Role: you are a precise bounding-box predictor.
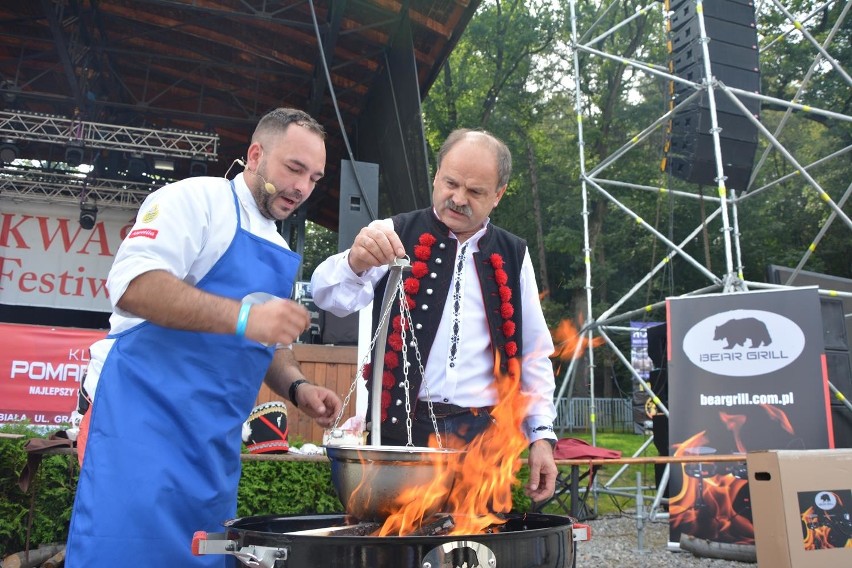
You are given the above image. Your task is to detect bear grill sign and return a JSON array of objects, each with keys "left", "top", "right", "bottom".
[{"left": 682, "top": 309, "right": 805, "bottom": 377}]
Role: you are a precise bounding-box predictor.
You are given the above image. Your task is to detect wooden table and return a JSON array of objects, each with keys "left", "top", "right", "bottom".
[
  {"left": 536, "top": 454, "right": 746, "bottom": 518},
  {"left": 544, "top": 454, "right": 749, "bottom": 518}
]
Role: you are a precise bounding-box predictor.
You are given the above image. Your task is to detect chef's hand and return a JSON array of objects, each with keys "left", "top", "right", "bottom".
[
  {"left": 295, "top": 384, "right": 343, "bottom": 428},
  {"left": 347, "top": 220, "right": 405, "bottom": 275},
  {"left": 526, "top": 439, "right": 558, "bottom": 502},
  {"left": 245, "top": 299, "right": 310, "bottom": 346}
]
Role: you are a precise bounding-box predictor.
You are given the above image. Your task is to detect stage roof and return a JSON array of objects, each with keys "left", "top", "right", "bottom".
[{"left": 0, "top": 0, "right": 481, "bottom": 230}]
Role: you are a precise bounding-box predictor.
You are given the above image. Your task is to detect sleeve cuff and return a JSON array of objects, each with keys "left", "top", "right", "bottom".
[{"left": 526, "top": 423, "right": 557, "bottom": 445}]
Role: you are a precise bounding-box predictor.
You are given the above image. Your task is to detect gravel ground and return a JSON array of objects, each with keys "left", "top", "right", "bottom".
[{"left": 575, "top": 514, "right": 756, "bottom": 568}]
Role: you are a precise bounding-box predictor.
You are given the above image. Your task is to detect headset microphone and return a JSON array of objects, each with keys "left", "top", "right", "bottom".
[
  {"left": 257, "top": 173, "right": 276, "bottom": 195},
  {"left": 233, "top": 158, "right": 276, "bottom": 194}
]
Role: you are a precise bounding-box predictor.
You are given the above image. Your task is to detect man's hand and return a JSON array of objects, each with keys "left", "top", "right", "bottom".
[
  {"left": 295, "top": 384, "right": 343, "bottom": 428},
  {"left": 347, "top": 220, "right": 405, "bottom": 274},
  {"left": 526, "top": 439, "right": 558, "bottom": 502},
  {"left": 245, "top": 299, "right": 310, "bottom": 346}
]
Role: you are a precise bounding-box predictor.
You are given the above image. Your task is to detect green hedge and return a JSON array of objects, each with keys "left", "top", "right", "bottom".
[
  {"left": 1, "top": 426, "right": 534, "bottom": 557},
  {"left": 0, "top": 425, "right": 76, "bottom": 559}
]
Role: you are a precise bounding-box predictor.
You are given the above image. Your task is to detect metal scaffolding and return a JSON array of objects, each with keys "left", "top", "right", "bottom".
[
  {"left": 560, "top": 0, "right": 852, "bottom": 520},
  {"left": 0, "top": 109, "right": 218, "bottom": 210},
  {"left": 0, "top": 110, "right": 219, "bottom": 159},
  {"left": 0, "top": 166, "right": 152, "bottom": 211}
]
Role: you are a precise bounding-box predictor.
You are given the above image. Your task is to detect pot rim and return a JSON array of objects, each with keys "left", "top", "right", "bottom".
[{"left": 325, "top": 444, "right": 464, "bottom": 463}]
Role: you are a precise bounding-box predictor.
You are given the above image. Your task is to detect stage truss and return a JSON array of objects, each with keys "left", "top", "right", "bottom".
[{"left": 556, "top": 0, "right": 852, "bottom": 519}]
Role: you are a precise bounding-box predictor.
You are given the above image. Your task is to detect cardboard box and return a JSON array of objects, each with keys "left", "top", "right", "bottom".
[{"left": 747, "top": 449, "right": 852, "bottom": 568}]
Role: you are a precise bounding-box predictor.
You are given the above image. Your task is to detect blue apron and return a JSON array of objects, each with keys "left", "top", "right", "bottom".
[{"left": 66, "top": 182, "right": 300, "bottom": 567}]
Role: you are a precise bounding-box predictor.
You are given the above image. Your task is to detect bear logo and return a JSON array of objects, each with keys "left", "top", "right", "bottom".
[
  {"left": 713, "top": 317, "right": 772, "bottom": 349},
  {"left": 443, "top": 546, "right": 481, "bottom": 568}
]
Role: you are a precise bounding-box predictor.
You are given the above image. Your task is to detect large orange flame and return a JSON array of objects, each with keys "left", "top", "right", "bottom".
[
  {"left": 550, "top": 316, "right": 604, "bottom": 373},
  {"left": 377, "top": 358, "right": 531, "bottom": 536}
]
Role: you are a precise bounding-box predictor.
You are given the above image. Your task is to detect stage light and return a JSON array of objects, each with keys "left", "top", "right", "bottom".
[
  {"left": 153, "top": 158, "right": 175, "bottom": 172},
  {"left": 79, "top": 202, "right": 98, "bottom": 230},
  {"left": 189, "top": 157, "right": 207, "bottom": 177},
  {"left": 0, "top": 141, "right": 19, "bottom": 163},
  {"left": 66, "top": 141, "right": 85, "bottom": 167}
]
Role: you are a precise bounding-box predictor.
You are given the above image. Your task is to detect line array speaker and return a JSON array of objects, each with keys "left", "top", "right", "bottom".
[{"left": 661, "top": 0, "right": 761, "bottom": 190}]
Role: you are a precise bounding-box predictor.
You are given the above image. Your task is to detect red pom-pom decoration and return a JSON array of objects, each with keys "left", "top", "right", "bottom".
[
  {"left": 500, "top": 302, "right": 515, "bottom": 319},
  {"left": 388, "top": 331, "right": 403, "bottom": 351},
  {"left": 502, "top": 320, "right": 516, "bottom": 337},
  {"left": 414, "top": 245, "right": 432, "bottom": 261},
  {"left": 384, "top": 351, "right": 399, "bottom": 370},
  {"left": 499, "top": 285, "right": 512, "bottom": 302},
  {"left": 505, "top": 341, "right": 518, "bottom": 357},
  {"left": 382, "top": 370, "right": 396, "bottom": 388},
  {"left": 381, "top": 391, "right": 391, "bottom": 408},
  {"left": 490, "top": 254, "right": 504, "bottom": 269},
  {"left": 405, "top": 295, "right": 416, "bottom": 309},
  {"left": 418, "top": 233, "right": 437, "bottom": 246},
  {"left": 362, "top": 362, "right": 372, "bottom": 381},
  {"left": 411, "top": 261, "right": 429, "bottom": 278},
  {"left": 404, "top": 277, "right": 420, "bottom": 295},
  {"left": 381, "top": 409, "right": 388, "bottom": 422},
  {"left": 495, "top": 269, "right": 508, "bottom": 286}
]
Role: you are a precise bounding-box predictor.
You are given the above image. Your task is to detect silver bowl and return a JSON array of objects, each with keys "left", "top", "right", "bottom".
[{"left": 325, "top": 444, "right": 463, "bottom": 521}]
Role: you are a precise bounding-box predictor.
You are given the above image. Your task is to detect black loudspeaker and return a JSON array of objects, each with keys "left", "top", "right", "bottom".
[
  {"left": 662, "top": 0, "right": 760, "bottom": 190},
  {"left": 821, "top": 298, "right": 849, "bottom": 351},
  {"left": 831, "top": 405, "right": 852, "bottom": 448},
  {"left": 652, "top": 413, "right": 670, "bottom": 501},
  {"left": 646, "top": 323, "right": 668, "bottom": 370},
  {"left": 320, "top": 310, "right": 359, "bottom": 346},
  {"left": 338, "top": 160, "right": 379, "bottom": 253},
  {"left": 826, "top": 350, "right": 852, "bottom": 404}
]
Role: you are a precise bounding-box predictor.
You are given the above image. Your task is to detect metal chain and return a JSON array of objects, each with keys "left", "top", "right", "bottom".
[
  {"left": 329, "top": 257, "right": 443, "bottom": 449},
  {"left": 397, "top": 277, "right": 442, "bottom": 449},
  {"left": 329, "top": 275, "right": 400, "bottom": 431},
  {"left": 398, "top": 287, "right": 414, "bottom": 446}
]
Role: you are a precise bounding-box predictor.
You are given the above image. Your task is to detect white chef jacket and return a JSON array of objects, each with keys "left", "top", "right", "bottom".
[
  {"left": 81, "top": 174, "right": 289, "bottom": 403},
  {"left": 311, "top": 216, "right": 558, "bottom": 444}
]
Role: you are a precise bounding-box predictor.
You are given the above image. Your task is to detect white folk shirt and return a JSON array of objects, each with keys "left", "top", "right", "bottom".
[
  {"left": 83, "top": 174, "right": 289, "bottom": 401},
  {"left": 311, "top": 217, "right": 558, "bottom": 444}
]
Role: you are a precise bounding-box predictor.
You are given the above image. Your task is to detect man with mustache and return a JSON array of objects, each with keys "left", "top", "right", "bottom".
[
  {"left": 66, "top": 108, "right": 342, "bottom": 567},
  {"left": 311, "top": 128, "right": 558, "bottom": 502}
]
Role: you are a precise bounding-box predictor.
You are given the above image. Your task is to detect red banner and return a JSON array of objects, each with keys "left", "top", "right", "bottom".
[{"left": 0, "top": 322, "right": 106, "bottom": 426}]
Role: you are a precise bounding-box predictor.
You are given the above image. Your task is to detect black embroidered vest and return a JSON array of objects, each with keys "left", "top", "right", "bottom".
[{"left": 366, "top": 208, "right": 527, "bottom": 440}]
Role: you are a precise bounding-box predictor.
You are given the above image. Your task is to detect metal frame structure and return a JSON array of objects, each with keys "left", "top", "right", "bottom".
[
  {"left": 0, "top": 109, "right": 217, "bottom": 210},
  {"left": 0, "top": 110, "right": 218, "bottom": 160},
  {"left": 560, "top": 0, "right": 852, "bottom": 521},
  {"left": 0, "top": 166, "right": 152, "bottom": 211}
]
